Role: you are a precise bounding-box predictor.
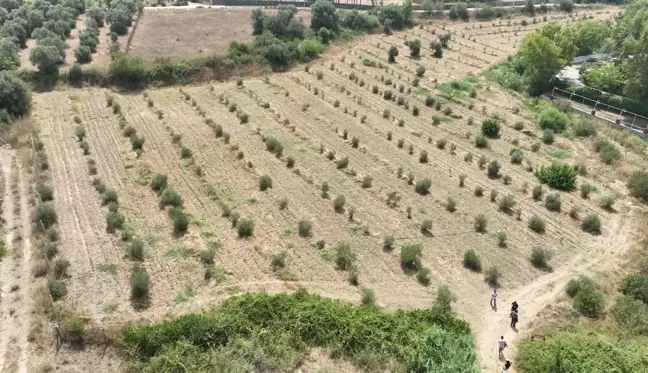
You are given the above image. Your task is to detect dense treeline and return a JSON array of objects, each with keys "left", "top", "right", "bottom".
[{"left": 490, "top": 0, "right": 648, "bottom": 105}]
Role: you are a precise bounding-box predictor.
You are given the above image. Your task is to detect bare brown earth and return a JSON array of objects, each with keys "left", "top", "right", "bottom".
[
  {"left": 18, "top": 6, "right": 640, "bottom": 373},
  {"left": 129, "top": 7, "right": 313, "bottom": 63}
]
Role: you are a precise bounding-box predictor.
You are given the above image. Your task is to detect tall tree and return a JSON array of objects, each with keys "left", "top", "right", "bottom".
[{"left": 518, "top": 33, "right": 564, "bottom": 96}]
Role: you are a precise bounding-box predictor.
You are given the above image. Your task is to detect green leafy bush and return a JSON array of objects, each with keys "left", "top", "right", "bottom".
[
  {"left": 545, "top": 192, "right": 561, "bottom": 212},
  {"left": 474, "top": 214, "right": 487, "bottom": 233},
  {"left": 106, "top": 211, "right": 125, "bottom": 233},
  {"left": 463, "top": 249, "right": 482, "bottom": 272},
  {"left": 159, "top": 188, "right": 183, "bottom": 209},
  {"left": 535, "top": 163, "right": 577, "bottom": 191},
  {"left": 621, "top": 274, "right": 648, "bottom": 304},
  {"left": 130, "top": 264, "right": 149, "bottom": 307},
  {"left": 401, "top": 243, "right": 422, "bottom": 271},
  {"left": 530, "top": 247, "right": 552, "bottom": 269},
  {"left": 627, "top": 171, "right": 648, "bottom": 203},
  {"left": 334, "top": 243, "right": 355, "bottom": 270},
  {"left": 484, "top": 266, "right": 501, "bottom": 286},
  {"left": 35, "top": 202, "right": 57, "bottom": 229},
  {"left": 528, "top": 215, "right": 545, "bottom": 233},
  {"left": 574, "top": 281, "right": 604, "bottom": 318},
  {"left": 417, "top": 267, "right": 431, "bottom": 286},
  {"left": 612, "top": 295, "right": 648, "bottom": 334},
  {"left": 415, "top": 178, "right": 431, "bottom": 195},
  {"left": 48, "top": 278, "right": 67, "bottom": 301},
  {"left": 595, "top": 139, "right": 621, "bottom": 164},
  {"left": 259, "top": 175, "right": 273, "bottom": 191},
  {"left": 237, "top": 219, "right": 254, "bottom": 238},
  {"left": 581, "top": 214, "right": 601, "bottom": 235},
  {"left": 298, "top": 220, "right": 312, "bottom": 237},
  {"left": 538, "top": 107, "right": 570, "bottom": 133},
  {"left": 481, "top": 119, "right": 500, "bottom": 138},
  {"left": 151, "top": 174, "right": 168, "bottom": 195}
]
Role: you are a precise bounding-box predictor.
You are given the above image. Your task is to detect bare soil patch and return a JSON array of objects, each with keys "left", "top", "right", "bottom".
[{"left": 129, "top": 7, "right": 311, "bottom": 63}]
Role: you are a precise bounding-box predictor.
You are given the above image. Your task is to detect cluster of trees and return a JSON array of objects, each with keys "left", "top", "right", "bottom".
[
  {"left": 106, "top": 0, "right": 137, "bottom": 36},
  {"left": 242, "top": 0, "right": 411, "bottom": 70},
  {"left": 75, "top": 7, "right": 104, "bottom": 64}
]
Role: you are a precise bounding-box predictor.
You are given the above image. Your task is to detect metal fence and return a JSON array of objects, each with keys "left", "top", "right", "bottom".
[{"left": 550, "top": 87, "right": 648, "bottom": 139}]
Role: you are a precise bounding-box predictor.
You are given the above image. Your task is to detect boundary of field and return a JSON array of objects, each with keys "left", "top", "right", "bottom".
[
  {"left": 547, "top": 87, "right": 648, "bottom": 140},
  {"left": 125, "top": 11, "right": 144, "bottom": 54}
]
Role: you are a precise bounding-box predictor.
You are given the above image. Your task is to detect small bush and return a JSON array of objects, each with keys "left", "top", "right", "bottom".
[
  {"left": 628, "top": 171, "right": 648, "bottom": 203},
  {"left": 600, "top": 195, "right": 615, "bottom": 211},
  {"left": 531, "top": 142, "right": 541, "bottom": 152},
  {"left": 266, "top": 137, "right": 284, "bottom": 156},
  {"left": 581, "top": 214, "right": 601, "bottom": 235},
  {"left": 574, "top": 282, "right": 604, "bottom": 318},
  {"left": 48, "top": 278, "right": 67, "bottom": 301},
  {"left": 530, "top": 247, "right": 552, "bottom": 269},
  {"left": 496, "top": 231, "right": 507, "bottom": 247},
  {"left": 383, "top": 235, "right": 394, "bottom": 251},
  {"left": 127, "top": 239, "right": 145, "bottom": 261},
  {"left": 417, "top": 267, "right": 431, "bottom": 286},
  {"left": 542, "top": 129, "right": 555, "bottom": 144},
  {"left": 199, "top": 247, "right": 216, "bottom": 265},
  {"left": 53, "top": 258, "right": 71, "bottom": 279},
  {"left": 510, "top": 148, "right": 523, "bottom": 164},
  {"left": 425, "top": 95, "right": 435, "bottom": 107},
  {"left": 528, "top": 215, "right": 546, "bottom": 233},
  {"left": 123, "top": 126, "right": 136, "bottom": 137},
  {"left": 475, "top": 135, "right": 488, "bottom": 148},
  {"left": 498, "top": 195, "right": 516, "bottom": 213},
  {"left": 80, "top": 140, "right": 90, "bottom": 155},
  {"left": 130, "top": 264, "right": 149, "bottom": 306},
  {"left": 620, "top": 274, "right": 648, "bottom": 304},
  {"left": 463, "top": 250, "right": 482, "bottom": 272},
  {"left": 580, "top": 183, "right": 594, "bottom": 199},
  {"left": 237, "top": 219, "right": 254, "bottom": 238},
  {"left": 36, "top": 183, "right": 54, "bottom": 202},
  {"left": 259, "top": 175, "right": 273, "bottom": 191},
  {"left": 481, "top": 119, "right": 500, "bottom": 138},
  {"left": 573, "top": 119, "right": 597, "bottom": 137},
  {"left": 159, "top": 188, "right": 182, "bottom": 209},
  {"left": 337, "top": 156, "right": 349, "bottom": 169},
  {"left": 545, "top": 193, "right": 562, "bottom": 212},
  {"left": 536, "top": 163, "right": 577, "bottom": 191},
  {"left": 484, "top": 266, "right": 501, "bottom": 286},
  {"left": 334, "top": 195, "right": 346, "bottom": 212},
  {"left": 415, "top": 179, "right": 431, "bottom": 195},
  {"left": 538, "top": 107, "right": 570, "bottom": 133},
  {"left": 106, "top": 211, "right": 125, "bottom": 233},
  {"left": 475, "top": 186, "right": 484, "bottom": 197},
  {"left": 514, "top": 121, "right": 524, "bottom": 131},
  {"left": 566, "top": 277, "right": 588, "bottom": 298},
  {"left": 401, "top": 244, "right": 422, "bottom": 271},
  {"left": 532, "top": 185, "right": 544, "bottom": 201},
  {"left": 361, "top": 176, "right": 372, "bottom": 188},
  {"left": 446, "top": 197, "right": 457, "bottom": 212},
  {"left": 180, "top": 146, "right": 193, "bottom": 159},
  {"left": 151, "top": 174, "right": 168, "bottom": 195},
  {"left": 298, "top": 220, "right": 312, "bottom": 237},
  {"left": 361, "top": 287, "right": 376, "bottom": 306},
  {"left": 490, "top": 189, "right": 498, "bottom": 202},
  {"left": 420, "top": 219, "right": 433, "bottom": 235},
  {"left": 169, "top": 208, "right": 189, "bottom": 235},
  {"left": 487, "top": 160, "right": 500, "bottom": 179},
  {"left": 334, "top": 243, "right": 356, "bottom": 270},
  {"left": 475, "top": 214, "right": 487, "bottom": 233},
  {"left": 271, "top": 251, "right": 286, "bottom": 271},
  {"left": 101, "top": 189, "right": 119, "bottom": 206}
]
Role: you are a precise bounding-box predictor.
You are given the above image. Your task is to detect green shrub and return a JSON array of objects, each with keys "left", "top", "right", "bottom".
[
  {"left": 48, "top": 278, "right": 67, "bottom": 301},
  {"left": 53, "top": 258, "right": 70, "bottom": 279},
  {"left": 298, "top": 220, "right": 312, "bottom": 237},
  {"left": 600, "top": 195, "right": 615, "bottom": 210},
  {"left": 101, "top": 188, "right": 119, "bottom": 206},
  {"left": 463, "top": 249, "right": 482, "bottom": 272},
  {"left": 580, "top": 183, "right": 594, "bottom": 199},
  {"left": 130, "top": 264, "right": 149, "bottom": 306},
  {"left": 425, "top": 95, "right": 435, "bottom": 107},
  {"left": 271, "top": 251, "right": 287, "bottom": 271},
  {"left": 361, "top": 287, "right": 376, "bottom": 306},
  {"left": 481, "top": 119, "right": 500, "bottom": 138},
  {"left": 530, "top": 247, "right": 552, "bottom": 269},
  {"left": 130, "top": 135, "right": 145, "bottom": 152},
  {"left": 446, "top": 197, "right": 457, "bottom": 212},
  {"left": 538, "top": 107, "right": 570, "bottom": 133},
  {"left": 417, "top": 267, "right": 431, "bottom": 286},
  {"left": 334, "top": 243, "right": 356, "bottom": 270},
  {"left": 361, "top": 176, "right": 372, "bottom": 188},
  {"left": 484, "top": 266, "right": 501, "bottom": 286},
  {"left": 337, "top": 156, "right": 349, "bottom": 169},
  {"left": 151, "top": 173, "right": 168, "bottom": 195},
  {"left": 514, "top": 121, "right": 524, "bottom": 131},
  {"left": 265, "top": 137, "right": 284, "bottom": 156},
  {"left": 573, "top": 118, "right": 597, "bottom": 137},
  {"left": 498, "top": 195, "right": 516, "bottom": 213},
  {"left": 237, "top": 219, "right": 254, "bottom": 238},
  {"left": 334, "top": 195, "right": 345, "bottom": 212},
  {"left": 612, "top": 295, "right": 648, "bottom": 334},
  {"left": 199, "top": 247, "right": 216, "bottom": 265},
  {"left": 566, "top": 277, "right": 588, "bottom": 298},
  {"left": 383, "top": 235, "right": 395, "bottom": 251},
  {"left": 532, "top": 185, "right": 543, "bottom": 201},
  {"left": 159, "top": 188, "right": 182, "bottom": 209},
  {"left": 259, "top": 174, "right": 273, "bottom": 191},
  {"left": 487, "top": 160, "right": 500, "bottom": 179},
  {"left": 542, "top": 129, "right": 555, "bottom": 145},
  {"left": 420, "top": 219, "right": 433, "bottom": 235},
  {"left": 510, "top": 148, "right": 523, "bottom": 164},
  {"left": 180, "top": 146, "right": 193, "bottom": 159},
  {"left": 415, "top": 178, "right": 431, "bottom": 195},
  {"left": 106, "top": 211, "right": 125, "bottom": 233},
  {"left": 595, "top": 139, "right": 621, "bottom": 164},
  {"left": 123, "top": 126, "right": 136, "bottom": 137},
  {"left": 475, "top": 135, "right": 488, "bottom": 148},
  {"left": 535, "top": 163, "right": 577, "bottom": 191},
  {"left": 127, "top": 239, "right": 145, "bottom": 261},
  {"left": 474, "top": 186, "right": 484, "bottom": 197},
  {"left": 528, "top": 215, "right": 546, "bottom": 233},
  {"left": 628, "top": 171, "right": 648, "bottom": 203},
  {"left": 581, "top": 214, "right": 601, "bottom": 235},
  {"left": 401, "top": 244, "right": 422, "bottom": 271},
  {"left": 621, "top": 274, "right": 648, "bottom": 304},
  {"left": 36, "top": 183, "right": 54, "bottom": 202},
  {"left": 574, "top": 282, "right": 604, "bottom": 317},
  {"left": 474, "top": 214, "right": 487, "bottom": 233},
  {"left": 169, "top": 207, "right": 189, "bottom": 235},
  {"left": 35, "top": 202, "right": 57, "bottom": 228},
  {"left": 545, "top": 192, "right": 561, "bottom": 212}
]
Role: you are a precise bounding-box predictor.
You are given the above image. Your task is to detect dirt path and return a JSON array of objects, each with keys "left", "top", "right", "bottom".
[
  {"left": 474, "top": 209, "right": 638, "bottom": 373},
  {"left": 0, "top": 148, "right": 31, "bottom": 373}
]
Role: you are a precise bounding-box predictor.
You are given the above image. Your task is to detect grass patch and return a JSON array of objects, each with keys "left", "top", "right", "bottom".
[
  {"left": 165, "top": 247, "right": 190, "bottom": 259},
  {"left": 122, "top": 290, "right": 478, "bottom": 372},
  {"left": 413, "top": 87, "right": 430, "bottom": 96},
  {"left": 97, "top": 263, "right": 118, "bottom": 275},
  {"left": 545, "top": 148, "right": 568, "bottom": 159},
  {"left": 173, "top": 285, "right": 196, "bottom": 304}
]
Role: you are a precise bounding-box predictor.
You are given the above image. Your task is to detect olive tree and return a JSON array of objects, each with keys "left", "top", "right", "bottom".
[
  {"left": 30, "top": 45, "right": 63, "bottom": 74},
  {"left": 311, "top": 0, "right": 339, "bottom": 31},
  {"left": 0, "top": 71, "right": 31, "bottom": 117}
]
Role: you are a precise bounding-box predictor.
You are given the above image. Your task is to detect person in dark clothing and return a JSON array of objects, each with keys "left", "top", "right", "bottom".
[
  {"left": 504, "top": 360, "right": 512, "bottom": 372},
  {"left": 511, "top": 301, "right": 518, "bottom": 312},
  {"left": 510, "top": 309, "right": 519, "bottom": 328}
]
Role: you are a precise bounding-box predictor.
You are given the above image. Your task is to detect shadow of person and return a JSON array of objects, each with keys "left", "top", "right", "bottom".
[
  {"left": 511, "top": 325, "right": 519, "bottom": 333},
  {"left": 499, "top": 353, "right": 506, "bottom": 362}
]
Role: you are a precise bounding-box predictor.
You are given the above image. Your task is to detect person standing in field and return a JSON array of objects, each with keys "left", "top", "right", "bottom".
[
  {"left": 490, "top": 289, "right": 498, "bottom": 308},
  {"left": 498, "top": 336, "right": 508, "bottom": 356},
  {"left": 510, "top": 309, "right": 519, "bottom": 328}
]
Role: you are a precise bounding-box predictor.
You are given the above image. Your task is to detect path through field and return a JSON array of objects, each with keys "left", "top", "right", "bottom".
[
  {"left": 474, "top": 209, "right": 640, "bottom": 373},
  {"left": 0, "top": 148, "right": 32, "bottom": 373}
]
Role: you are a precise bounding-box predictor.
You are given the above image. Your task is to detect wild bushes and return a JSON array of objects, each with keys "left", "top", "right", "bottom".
[
  {"left": 481, "top": 119, "right": 500, "bottom": 138},
  {"left": 122, "top": 290, "right": 476, "bottom": 372},
  {"left": 535, "top": 163, "right": 577, "bottom": 191},
  {"left": 627, "top": 171, "right": 648, "bottom": 203}
]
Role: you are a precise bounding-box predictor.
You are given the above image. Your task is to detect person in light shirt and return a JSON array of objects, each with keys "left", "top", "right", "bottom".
[
  {"left": 491, "top": 289, "right": 498, "bottom": 308},
  {"left": 498, "top": 336, "right": 508, "bottom": 356}
]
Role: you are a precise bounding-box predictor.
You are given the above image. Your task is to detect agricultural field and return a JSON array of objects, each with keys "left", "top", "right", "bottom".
[
  {"left": 3, "top": 4, "right": 641, "bottom": 373},
  {"left": 129, "top": 7, "right": 312, "bottom": 63}
]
